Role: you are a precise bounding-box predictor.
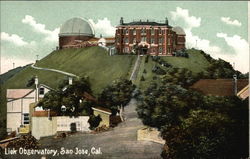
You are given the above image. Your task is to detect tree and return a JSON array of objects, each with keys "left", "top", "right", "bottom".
[
  {"left": 136, "top": 83, "right": 202, "bottom": 129},
  {"left": 161, "top": 110, "right": 233, "bottom": 159},
  {"left": 137, "top": 81, "right": 248, "bottom": 159},
  {"left": 98, "top": 79, "right": 135, "bottom": 116},
  {"left": 88, "top": 115, "right": 102, "bottom": 130},
  {"left": 37, "top": 77, "right": 94, "bottom": 116}
]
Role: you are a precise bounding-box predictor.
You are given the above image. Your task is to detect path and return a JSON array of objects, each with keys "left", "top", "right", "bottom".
[
  {"left": 129, "top": 55, "right": 142, "bottom": 81},
  {"left": 31, "top": 64, "right": 79, "bottom": 78}
]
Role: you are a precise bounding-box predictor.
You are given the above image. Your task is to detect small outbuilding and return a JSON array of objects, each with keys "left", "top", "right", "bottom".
[{"left": 92, "top": 107, "right": 112, "bottom": 127}]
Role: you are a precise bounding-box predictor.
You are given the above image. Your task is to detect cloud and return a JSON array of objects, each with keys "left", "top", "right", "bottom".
[
  {"left": 221, "top": 17, "right": 242, "bottom": 27},
  {"left": 22, "top": 15, "right": 59, "bottom": 42},
  {"left": 89, "top": 18, "right": 116, "bottom": 37},
  {"left": 170, "top": 7, "right": 249, "bottom": 73},
  {"left": 216, "top": 33, "right": 249, "bottom": 73},
  {"left": 1, "top": 32, "right": 30, "bottom": 46},
  {"left": 170, "top": 7, "right": 220, "bottom": 55},
  {"left": 170, "top": 7, "right": 201, "bottom": 30}
]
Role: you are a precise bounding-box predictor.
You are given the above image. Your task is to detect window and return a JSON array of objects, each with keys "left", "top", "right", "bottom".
[
  {"left": 159, "top": 28, "right": 162, "bottom": 34},
  {"left": 159, "top": 47, "right": 163, "bottom": 54},
  {"left": 124, "top": 37, "right": 128, "bottom": 44},
  {"left": 133, "top": 29, "right": 136, "bottom": 35},
  {"left": 125, "top": 47, "right": 129, "bottom": 53},
  {"left": 23, "top": 113, "right": 29, "bottom": 125},
  {"left": 126, "top": 29, "right": 129, "bottom": 35},
  {"left": 141, "top": 37, "right": 146, "bottom": 42},
  {"left": 123, "top": 29, "right": 126, "bottom": 34},
  {"left": 141, "top": 28, "right": 146, "bottom": 35},
  {"left": 159, "top": 38, "right": 163, "bottom": 44},
  {"left": 151, "top": 38, "right": 155, "bottom": 44},
  {"left": 133, "top": 37, "right": 136, "bottom": 44},
  {"left": 168, "top": 38, "right": 171, "bottom": 45},
  {"left": 39, "top": 87, "right": 45, "bottom": 95},
  {"left": 151, "top": 28, "right": 155, "bottom": 35}
]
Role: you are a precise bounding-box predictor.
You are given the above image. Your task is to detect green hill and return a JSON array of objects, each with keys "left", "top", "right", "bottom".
[
  {"left": 0, "top": 64, "right": 31, "bottom": 84},
  {"left": 3, "top": 46, "right": 137, "bottom": 94},
  {"left": 0, "top": 47, "right": 211, "bottom": 139},
  {"left": 135, "top": 49, "right": 210, "bottom": 90}
]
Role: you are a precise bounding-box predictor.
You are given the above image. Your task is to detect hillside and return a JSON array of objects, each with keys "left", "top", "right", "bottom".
[
  {"left": 0, "top": 64, "right": 31, "bottom": 84},
  {"left": 2, "top": 46, "right": 137, "bottom": 94},
  {"left": 136, "top": 49, "right": 210, "bottom": 90},
  {"left": 0, "top": 47, "right": 212, "bottom": 140}
]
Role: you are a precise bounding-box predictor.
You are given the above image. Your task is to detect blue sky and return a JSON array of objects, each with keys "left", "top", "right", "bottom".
[{"left": 1, "top": 1, "right": 249, "bottom": 73}]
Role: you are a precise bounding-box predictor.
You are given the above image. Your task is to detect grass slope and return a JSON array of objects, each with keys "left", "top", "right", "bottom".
[
  {"left": 3, "top": 46, "right": 136, "bottom": 94},
  {"left": 137, "top": 49, "right": 210, "bottom": 90}
]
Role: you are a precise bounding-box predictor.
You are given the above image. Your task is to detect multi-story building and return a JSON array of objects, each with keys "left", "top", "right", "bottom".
[{"left": 115, "top": 17, "right": 186, "bottom": 56}]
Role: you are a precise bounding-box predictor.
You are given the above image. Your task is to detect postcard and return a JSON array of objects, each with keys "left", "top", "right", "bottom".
[{"left": 0, "top": 1, "right": 249, "bottom": 159}]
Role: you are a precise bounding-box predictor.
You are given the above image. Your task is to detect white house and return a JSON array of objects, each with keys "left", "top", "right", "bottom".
[
  {"left": 6, "top": 83, "right": 52, "bottom": 134},
  {"left": 31, "top": 110, "right": 90, "bottom": 139}
]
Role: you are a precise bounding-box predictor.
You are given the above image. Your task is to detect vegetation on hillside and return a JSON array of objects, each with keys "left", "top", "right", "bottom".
[
  {"left": 136, "top": 83, "right": 248, "bottom": 158},
  {"left": 98, "top": 79, "right": 136, "bottom": 115},
  {"left": 136, "top": 49, "right": 248, "bottom": 158}
]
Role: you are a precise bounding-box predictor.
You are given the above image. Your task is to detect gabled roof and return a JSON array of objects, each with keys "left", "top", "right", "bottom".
[
  {"left": 39, "top": 84, "right": 55, "bottom": 91},
  {"left": 7, "top": 89, "right": 34, "bottom": 99},
  {"left": 7, "top": 84, "right": 54, "bottom": 99},
  {"left": 190, "top": 79, "right": 249, "bottom": 96}
]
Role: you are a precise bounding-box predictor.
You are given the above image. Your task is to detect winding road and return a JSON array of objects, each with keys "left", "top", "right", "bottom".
[{"left": 31, "top": 63, "right": 79, "bottom": 78}]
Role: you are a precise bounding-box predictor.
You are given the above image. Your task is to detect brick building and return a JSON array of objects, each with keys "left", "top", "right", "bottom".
[{"left": 115, "top": 17, "right": 186, "bottom": 56}]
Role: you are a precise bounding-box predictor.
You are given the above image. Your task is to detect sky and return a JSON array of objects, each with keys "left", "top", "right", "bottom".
[{"left": 0, "top": 1, "right": 249, "bottom": 74}]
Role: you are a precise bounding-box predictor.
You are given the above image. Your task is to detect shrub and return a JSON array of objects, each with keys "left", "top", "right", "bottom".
[
  {"left": 88, "top": 115, "right": 102, "bottom": 130},
  {"left": 141, "top": 76, "right": 145, "bottom": 81}
]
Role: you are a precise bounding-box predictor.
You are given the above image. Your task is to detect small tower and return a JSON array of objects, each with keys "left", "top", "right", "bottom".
[
  {"left": 120, "top": 17, "right": 124, "bottom": 25},
  {"left": 165, "top": 17, "right": 169, "bottom": 25}
]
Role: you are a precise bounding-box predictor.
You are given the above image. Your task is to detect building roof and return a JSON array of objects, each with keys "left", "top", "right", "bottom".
[
  {"left": 237, "top": 84, "right": 249, "bottom": 100},
  {"left": 172, "top": 26, "right": 185, "bottom": 35},
  {"left": 59, "top": 17, "right": 95, "bottom": 37},
  {"left": 32, "top": 110, "right": 57, "bottom": 117},
  {"left": 190, "top": 79, "right": 249, "bottom": 96},
  {"left": 92, "top": 107, "right": 112, "bottom": 115},
  {"left": 120, "top": 21, "right": 172, "bottom": 27},
  {"left": 7, "top": 89, "right": 34, "bottom": 99}
]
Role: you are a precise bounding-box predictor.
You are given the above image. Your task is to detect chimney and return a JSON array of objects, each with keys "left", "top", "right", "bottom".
[
  {"left": 165, "top": 17, "right": 169, "bottom": 25},
  {"left": 68, "top": 77, "right": 73, "bottom": 85},
  {"left": 233, "top": 74, "right": 237, "bottom": 95},
  {"left": 120, "top": 17, "right": 124, "bottom": 25}
]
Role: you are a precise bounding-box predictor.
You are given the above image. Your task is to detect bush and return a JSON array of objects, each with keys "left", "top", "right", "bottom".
[
  {"left": 88, "top": 115, "right": 102, "bottom": 130},
  {"left": 141, "top": 76, "right": 145, "bottom": 81},
  {"left": 152, "top": 66, "right": 166, "bottom": 75},
  {"left": 143, "top": 69, "right": 147, "bottom": 74}
]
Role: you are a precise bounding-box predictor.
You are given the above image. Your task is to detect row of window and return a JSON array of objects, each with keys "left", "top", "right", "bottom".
[
  {"left": 121, "top": 28, "right": 165, "bottom": 35},
  {"left": 122, "top": 37, "right": 171, "bottom": 44},
  {"left": 123, "top": 47, "right": 165, "bottom": 53}
]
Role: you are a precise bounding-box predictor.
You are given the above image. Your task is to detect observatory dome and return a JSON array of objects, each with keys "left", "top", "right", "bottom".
[
  {"left": 59, "top": 17, "right": 95, "bottom": 37},
  {"left": 172, "top": 26, "right": 185, "bottom": 35}
]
